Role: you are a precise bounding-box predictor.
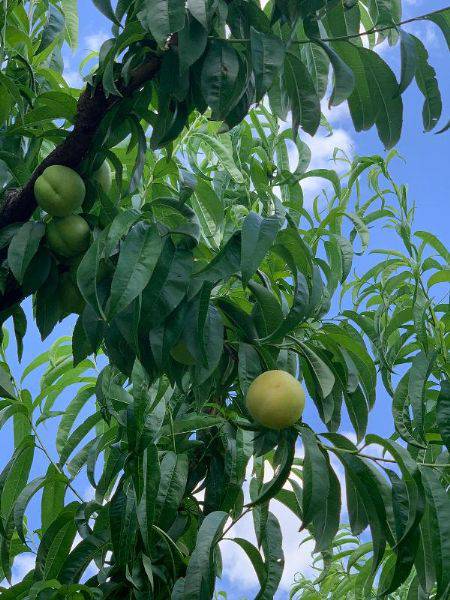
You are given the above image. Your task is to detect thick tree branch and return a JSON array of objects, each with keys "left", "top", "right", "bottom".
[{"left": 0, "top": 54, "right": 161, "bottom": 230}]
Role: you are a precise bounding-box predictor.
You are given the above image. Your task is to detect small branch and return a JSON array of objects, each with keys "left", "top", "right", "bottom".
[
  {"left": 310, "top": 6, "right": 450, "bottom": 44},
  {"left": 220, "top": 507, "right": 252, "bottom": 539},
  {"left": 0, "top": 54, "right": 161, "bottom": 231},
  {"left": 30, "top": 418, "right": 85, "bottom": 502},
  {"left": 210, "top": 7, "right": 449, "bottom": 46},
  {"left": 321, "top": 443, "right": 450, "bottom": 469}
]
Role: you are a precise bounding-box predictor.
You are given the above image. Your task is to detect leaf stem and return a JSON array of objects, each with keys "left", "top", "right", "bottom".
[
  {"left": 210, "top": 7, "right": 449, "bottom": 46},
  {"left": 220, "top": 507, "right": 252, "bottom": 538},
  {"left": 30, "top": 418, "right": 84, "bottom": 502},
  {"left": 321, "top": 442, "right": 450, "bottom": 469}
]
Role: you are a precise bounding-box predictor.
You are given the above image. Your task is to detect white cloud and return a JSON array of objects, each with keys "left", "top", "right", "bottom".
[
  {"left": 85, "top": 32, "right": 109, "bottom": 53},
  {"left": 64, "top": 68, "right": 83, "bottom": 88},
  {"left": 321, "top": 99, "right": 351, "bottom": 127},
  {"left": 11, "top": 553, "right": 36, "bottom": 584},
  {"left": 219, "top": 454, "right": 317, "bottom": 595},
  {"left": 219, "top": 432, "right": 359, "bottom": 596},
  {"left": 287, "top": 127, "right": 355, "bottom": 206}
]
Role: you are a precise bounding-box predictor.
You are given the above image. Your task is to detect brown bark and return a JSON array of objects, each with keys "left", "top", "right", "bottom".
[
  {"left": 0, "top": 53, "right": 161, "bottom": 312},
  {"left": 0, "top": 54, "right": 161, "bottom": 229}
]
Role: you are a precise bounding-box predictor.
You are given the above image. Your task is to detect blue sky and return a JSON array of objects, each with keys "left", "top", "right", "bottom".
[{"left": 2, "top": 1, "right": 450, "bottom": 596}]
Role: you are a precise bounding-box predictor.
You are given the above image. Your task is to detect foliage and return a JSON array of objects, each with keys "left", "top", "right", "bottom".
[
  {"left": 289, "top": 527, "right": 416, "bottom": 599},
  {"left": 0, "top": 0, "right": 449, "bottom": 598}
]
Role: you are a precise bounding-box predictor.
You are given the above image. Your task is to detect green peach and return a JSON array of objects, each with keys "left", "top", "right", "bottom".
[
  {"left": 34, "top": 165, "right": 85, "bottom": 217},
  {"left": 92, "top": 161, "right": 112, "bottom": 193},
  {"left": 46, "top": 215, "right": 91, "bottom": 258}
]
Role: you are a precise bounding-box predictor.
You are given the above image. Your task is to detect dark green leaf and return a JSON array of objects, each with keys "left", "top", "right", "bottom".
[
  {"left": 250, "top": 28, "right": 285, "bottom": 102},
  {"left": 437, "top": 381, "right": 450, "bottom": 453},
  {"left": 300, "top": 428, "right": 330, "bottom": 529},
  {"left": 283, "top": 52, "right": 320, "bottom": 137},
  {"left": 7, "top": 223, "right": 45, "bottom": 285},
  {"left": 241, "top": 212, "right": 279, "bottom": 284},
  {"left": 106, "top": 222, "right": 162, "bottom": 318},
  {"left": 183, "top": 511, "right": 228, "bottom": 600},
  {"left": 412, "top": 34, "right": 442, "bottom": 131},
  {"left": 201, "top": 41, "right": 241, "bottom": 120},
  {"left": 399, "top": 30, "right": 417, "bottom": 95},
  {"left": 314, "top": 40, "right": 355, "bottom": 106}
]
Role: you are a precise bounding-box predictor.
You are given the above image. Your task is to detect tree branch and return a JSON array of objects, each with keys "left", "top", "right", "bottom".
[
  {"left": 212, "top": 6, "right": 450, "bottom": 46},
  {"left": 0, "top": 54, "right": 161, "bottom": 230}
]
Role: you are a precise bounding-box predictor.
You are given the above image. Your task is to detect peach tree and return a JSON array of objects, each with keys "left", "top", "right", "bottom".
[{"left": 0, "top": 1, "right": 449, "bottom": 598}]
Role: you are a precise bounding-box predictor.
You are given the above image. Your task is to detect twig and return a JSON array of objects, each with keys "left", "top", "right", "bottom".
[
  {"left": 210, "top": 7, "right": 449, "bottom": 45},
  {"left": 321, "top": 442, "right": 450, "bottom": 469},
  {"left": 220, "top": 507, "right": 252, "bottom": 539}
]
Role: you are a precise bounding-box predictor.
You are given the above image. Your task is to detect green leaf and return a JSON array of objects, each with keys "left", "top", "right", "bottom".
[
  {"left": 35, "top": 503, "right": 78, "bottom": 581},
  {"left": 241, "top": 212, "right": 279, "bottom": 284},
  {"left": 106, "top": 222, "right": 162, "bottom": 318},
  {"left": 437, "top": 381, "right": 450, "bottom": 453},
  {"left": 311, "top": 453, "right": 341, "bottom": 552},
  {"left": 187, "top": 0, "right": 207, "bottom": 27},
  {"left": 183, "top": 511, "right": 228, "bottom": 600},
  {"left": 0, "top": 364, "right": 16, "bottom": 399},
  {"left": 420, "top": 467, "right": 450, "bottom": 598},
  {"left": 154, "top": 452, "right": 188, "bottom": 530},
  {"left": 189, "top": 133, "right": 244, "bottom": 183},
  {"left": 238, "top": 343, "right": 263, "bottom": 396},
  {"left": 61, "top": 0, "right": 79, "bottom": 51},
  {"left": 283, "top": 52, "right": 320, "bottom": 137},
  {"left": 59, "top": 531, "right": 110, "bottom": 583},
  {"left": 424, "top": 8, "right": 450, "bottom": 51},
  {"left": 300, "top": 42, "right": 329, "bottom": 100},
  {"left": 256, "top": 512, "right": 284, "bottom": 600},
  {"left": 427, "top": 269, "right": 450, "bottom": 288},
  {"left": 104, "top": 209, "right": 140, "bottom": 258},
  {"left": 415, "top": 230, "right": 450, "bottom": 263},
  {"left": 398, "top": 30, "right": 417, "bottom": 95},
  {"left": 393, "top": 371, "right": 422, "bottom": 447},
  {"left": 93, "top": 0, "right": 121, "bottom": 25},
  {"left": 0, "top": 436, "right": 34, "bottom": 522},
  {"left": 13, "top": 476, "right": 48, "bottom": 543},
  {"left": 314, "top": 41, "right": 355, "bottom": 106},
  {"left": 109, "top": 485, "right": 137, "bottom": 566},
  {"left": 297, "top": 168, "right": 341, "bottom": 198},
  {"left": 333, "top": 43, "right": 403, "bottom": 148},
  {"left": 248, "top": 281, "right": 283, "bottom": 337},
  {"left": 178, "top": 14, "right": 208, "bottom": 73},
  {"left": 250, "top": 28, "right": 285, "bottom": 102},
  {"left": 408, "top": 351, "right": 436, "bottom": 440},
  {"left": 201, "top": 41, "right": 241, "bottom": 120},
  {"left": 37, "top": 5, "right": 65, "bottom": 54},
  {"left": 324, "top": 433, "right": 391, "bottom": 571},
  {"left": 56, "top": 386, "right": 95, "bottom": 454},
  {"left": 137, "top": 0, "right": 185, "bottom": 45},
  {"left": 300, "top": 428, "right": 330, "bottom": 529},
  {"left": 77, "top": 232, "right": 107, "bottom": 319},
  {"left": 230, "top": 538, "right": 265, "bottom": 585},
  {"left": 7, "top": 223, "right": 45, "bottom": 285},
  {"left": 249, "top": 429, "right": 297, "bottom": 507},
  {"left": 412, "top": 34, "right": 442, "bottom": 132},
  {"left": 58, "top": 412, "right": 102, "bottom": 465},
  {"left": 140, "top": 240, "right": 193, "bottom": 329},
  {"left": 297, "top": 342, "right": 335, "bottom": 399},
  {"left": 137, "top": 444, "right": 160, "bottom": 554},
  {"left": 41, "top": 465, "right": 67, "bottom": 531}
]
